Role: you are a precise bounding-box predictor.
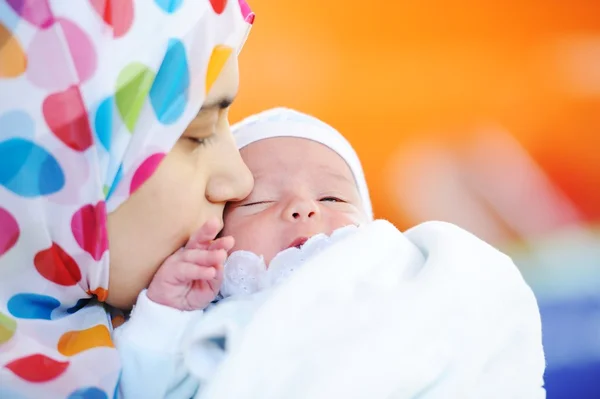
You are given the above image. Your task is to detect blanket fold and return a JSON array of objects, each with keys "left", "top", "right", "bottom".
[{"left": 184, "top": 220, "right": 545, "bottom": 399}]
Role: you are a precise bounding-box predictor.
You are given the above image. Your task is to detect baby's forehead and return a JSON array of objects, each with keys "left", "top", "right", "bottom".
[{"left": 241, "top": 137, "right": 354, "bottom": 178}]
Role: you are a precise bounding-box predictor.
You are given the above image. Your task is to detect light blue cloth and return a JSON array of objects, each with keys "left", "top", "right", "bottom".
[{"left": 113, "top": 290, "right": 211, "bottom": 399}]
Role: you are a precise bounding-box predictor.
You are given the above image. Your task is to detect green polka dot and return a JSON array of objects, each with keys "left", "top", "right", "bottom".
[
  {"left": 103, "top": 185, "right": 109, "bottom": 197},
  {"left": 0, "top": 311, "right": 17, "bottom": 344},
  {"left": 115, "top": 63, "right": 155, "bottom": 133}
]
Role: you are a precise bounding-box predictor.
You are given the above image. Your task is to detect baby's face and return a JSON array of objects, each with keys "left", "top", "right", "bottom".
[{"left": 222, "top": 137, "right": 367, "bottom": 265}]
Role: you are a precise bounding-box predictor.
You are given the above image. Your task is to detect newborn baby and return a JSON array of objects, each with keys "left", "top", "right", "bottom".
[{"left": 217, "top": 108, "right": 374, "bottom": 297}]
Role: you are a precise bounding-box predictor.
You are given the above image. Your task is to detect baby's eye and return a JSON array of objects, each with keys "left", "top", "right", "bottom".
[
  {"left": 319, "top": 196, "right": 345, "bottom": 203},
  {"left": 241, "top": 200, "right": 271, "bottom": 207}
]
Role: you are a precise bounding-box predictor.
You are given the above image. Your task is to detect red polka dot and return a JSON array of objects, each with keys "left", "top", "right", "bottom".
[
  {"left": 89, "top": 0, "right": 134, "bottom": 38},
  {"left": 71, "top": 202, "right": 108, "bottom": 261},
  {"left": 42, "top": 86, "right": 93, "bottom": 152},
  {"left": 130, "top": 153, "right": 166, "bottom": 194},
  {"left": 34, "top": 242, "right": 82, "bottom": 286},
  {"left": 209, "top": 0, "right": 227, "bottom": 14},
  {"left": 0, "top": 207, "right": 19, "bottom": 256},
  {"left": 5, "top": 354, "right": 69, "bottom": 382}
]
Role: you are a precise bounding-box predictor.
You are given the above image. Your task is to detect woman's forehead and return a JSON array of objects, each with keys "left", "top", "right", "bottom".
[{"left": 204, "top": 53, "right": 239, "bottom": 106}]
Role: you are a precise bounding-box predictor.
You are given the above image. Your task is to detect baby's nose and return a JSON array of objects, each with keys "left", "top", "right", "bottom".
[{"left": 285, "top": 197, "right": 319, "bottom": 222}]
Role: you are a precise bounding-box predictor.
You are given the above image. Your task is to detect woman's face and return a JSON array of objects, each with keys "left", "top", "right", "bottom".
[{"left": 107, "top": 55, "right": 254, "bottom": 309}]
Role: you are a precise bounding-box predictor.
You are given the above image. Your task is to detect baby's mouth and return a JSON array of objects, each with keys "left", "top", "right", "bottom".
[{"left": 287, "top": 236, "right": 309, "bottom": 249}]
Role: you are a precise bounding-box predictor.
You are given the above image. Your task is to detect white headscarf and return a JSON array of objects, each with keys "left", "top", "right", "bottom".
[{"left": 232, "top": 108, "right": 373, "bottom": 220}]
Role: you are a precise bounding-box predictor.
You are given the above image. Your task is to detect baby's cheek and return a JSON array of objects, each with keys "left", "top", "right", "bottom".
[
  {"left": 326, "top": 212, "right": 361, "bottom": 233},
  {"left": 234, "top": 224, "right": 273, "bottom": 257}
]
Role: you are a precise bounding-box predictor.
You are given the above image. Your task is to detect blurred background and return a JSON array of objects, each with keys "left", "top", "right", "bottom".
[{"left": 231, "top": 1, "right": 600, "bottom": 397}]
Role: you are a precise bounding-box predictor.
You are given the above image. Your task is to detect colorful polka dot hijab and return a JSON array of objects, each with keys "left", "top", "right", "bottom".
[{"left": 0, "top": 1, "right": 254, "bottom": 397}]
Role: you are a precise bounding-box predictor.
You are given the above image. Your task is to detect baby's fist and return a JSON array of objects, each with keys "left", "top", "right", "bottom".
[{"left": 147, "top": 219, "right": 234, "bottom": 311}]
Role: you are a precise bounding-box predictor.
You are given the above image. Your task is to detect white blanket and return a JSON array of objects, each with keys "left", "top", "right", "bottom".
[{"left": 184, "top": 220, "right": 546, "bottom": 399}]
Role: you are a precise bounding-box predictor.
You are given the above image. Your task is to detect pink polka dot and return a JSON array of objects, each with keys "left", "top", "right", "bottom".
[
  {"left": 89, "top": 0, "right": 134, "bottom": 38},
  {"left": 27, "top": 18, "right": 97, "bottom": 91},
  {"left": 71, "top": 202, "right": 108, "bottom": 261},
  {"left": 5, "top": 354, "right": 69, "bottom": 383},
  {"left": 238, "top": 0, "right": 254, "bottom": 24},
  {"left": 130, "top": 153, "right": 166, "bottom": 194},
  {"left": 43, "top": 86, "right": 93, "bottom": 152},
  {"left": 0, "top": 207, "right": 19, "bottom": 257},
  {"left": 6, "top": 0, "right": 55, "bottom": 29},
  {"left": 34, "top": 242, "right": 82, "bottom": 286}
]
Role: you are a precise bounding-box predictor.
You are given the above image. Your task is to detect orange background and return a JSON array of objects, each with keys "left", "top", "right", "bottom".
[{"left": 231, "top": 0, "right": 600, "bottom": 247}]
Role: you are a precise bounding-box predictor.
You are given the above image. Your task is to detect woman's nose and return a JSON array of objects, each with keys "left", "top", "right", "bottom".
[
  {"left": 228, "top": 154, "right": 254, "bottom": 201},
  {"left": 207, "top": 137, "right": 254, "bottom": 203}
]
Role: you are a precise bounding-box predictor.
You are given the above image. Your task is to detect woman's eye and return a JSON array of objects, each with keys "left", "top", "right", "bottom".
[
  {"left": 320, "top": 196, "right": 344, "bottom": 203},
  {"left": 187, "top": 136, "right": 210, "bottom": 146}
]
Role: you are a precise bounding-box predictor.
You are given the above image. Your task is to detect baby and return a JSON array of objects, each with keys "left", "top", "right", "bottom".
[{"left": 114, "top": 107, "right": 373, "bottom": 397}]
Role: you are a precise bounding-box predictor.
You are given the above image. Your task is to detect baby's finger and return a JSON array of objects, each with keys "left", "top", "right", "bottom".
[
  {"left": 208, "top": 236, "right": 234, "bottom": 252},
  {"left": 181, "top": 248, "right": 227, "bottom": 266},
  {"left": 213, "top": 262, "right": 224, "bottom": 282},
  {"left": 185, "top": 218, "right": 222, "bottom": 250},
  {"left": 175, "top": 262, "right": 217, "bottom": 282}
]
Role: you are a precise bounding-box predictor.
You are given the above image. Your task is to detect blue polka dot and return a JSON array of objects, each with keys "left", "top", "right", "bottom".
[
  {"left": 66, "top": 298, "right": 92, "bottom": 314},
  {"left": 153, "top": 0, "right": 184, "bottom": 13},
  {"left": 7, "top": 293, "right": 61, "bottom": 320},
  {"left": 67, "top": 387, "right": 108, "bottom": 399},
  {"left": 0, "top": 386, "right": 28, "bottom": 399},
  {"left": 0, "top": 110, "right": 34, "bottom": 140},
  {"left": 0, "top": 138, "right": 65, "bottom": 197},
  {"left": 112, "top": 373, "right": 121, "bottom": 399},
  {"left": 105, "top": 163, "right": 123, "bottom": 200},
  {"left": 0, "top": 1, "right": 21, "bottom": 32},
  {"left": 95, "top": 97, "right": 113, "bottom": 151},
  {"left": 149, "top": 38, "right": 189, "bottom": 124}
]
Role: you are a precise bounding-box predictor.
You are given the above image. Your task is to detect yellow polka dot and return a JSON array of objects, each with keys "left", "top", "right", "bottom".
[
  {"left": 205, "top": 45, "right": 233, "bottom": 95},
  {"left": 57, "top": 325, "right": 114, "bottom": 356},
  {"left": 0, "top": 311, "right": 17, "bottom": 344},
  {"left": 0, "top": 23, "right": 27, "bottom": 78},
  {"left": 111, "top": 315, "right": 125, "bottom": 329},
  {"left": 88, "top": 287, "right": 108, "bottom": 302}
]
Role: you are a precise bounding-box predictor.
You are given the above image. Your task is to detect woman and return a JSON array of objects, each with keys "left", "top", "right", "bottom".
[{"left": 0, "top": 1, "right": 255, "bottom": 397}]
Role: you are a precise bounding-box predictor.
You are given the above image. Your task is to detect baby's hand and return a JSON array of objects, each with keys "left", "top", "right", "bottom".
[{"left": 147, "top": 219, "right": 234, "bottom": 311}]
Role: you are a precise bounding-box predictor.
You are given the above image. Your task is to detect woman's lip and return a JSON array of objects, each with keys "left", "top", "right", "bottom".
[{"left": 288, "top": 236, "right": 309, "bottom": 249}]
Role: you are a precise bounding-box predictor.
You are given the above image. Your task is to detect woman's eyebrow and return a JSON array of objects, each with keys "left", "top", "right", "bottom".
[{"left": 200, "top": 97, "right": 234, "bottom": 112}]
